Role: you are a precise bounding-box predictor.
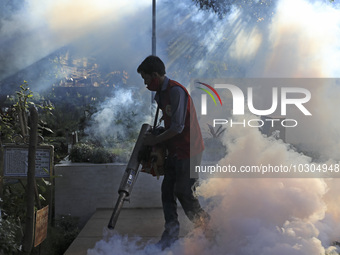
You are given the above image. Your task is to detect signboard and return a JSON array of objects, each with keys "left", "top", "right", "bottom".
[
  {"left": 2, "top": 144, "right": 53, "bottom": 178},
  {"left": 34, "top": 205, "right": 49, "bottom": 247}
]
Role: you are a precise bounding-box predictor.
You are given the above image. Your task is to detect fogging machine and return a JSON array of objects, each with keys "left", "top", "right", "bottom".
[{"left": 107, "top": 123, "right": 164, "bottom": 229}]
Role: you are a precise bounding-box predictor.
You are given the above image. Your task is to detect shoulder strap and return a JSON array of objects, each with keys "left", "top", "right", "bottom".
[
  {"left": 152, "top": 86, "right": 162, "bottom": 130},
  {"left": 153, "top": 104, "right": 160, "bottom": 130}
]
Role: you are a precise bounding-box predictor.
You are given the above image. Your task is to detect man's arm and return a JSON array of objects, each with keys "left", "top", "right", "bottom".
[{"left": 143, "top": 86, "right": 188, "bottom": 146}]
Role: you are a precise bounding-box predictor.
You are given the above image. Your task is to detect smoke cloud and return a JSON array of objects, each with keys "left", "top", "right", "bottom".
[
  {"left": 195, "top": 116, "right": 338, "bottom": 254},
  {"left": 0, "top": 0, "right": 151, "bottom": 84},
  {"left": 84, "top": 88, "right": 152, "bottom": 147}
]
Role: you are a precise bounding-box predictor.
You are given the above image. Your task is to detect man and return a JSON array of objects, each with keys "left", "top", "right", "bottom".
[{"left": 137, "top": 55, "right": 210, "bottom": 250}]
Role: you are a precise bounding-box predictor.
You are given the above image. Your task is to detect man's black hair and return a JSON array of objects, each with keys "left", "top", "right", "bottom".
[{"left": 137, "top": 55, "right": 166, "bottom": 76}]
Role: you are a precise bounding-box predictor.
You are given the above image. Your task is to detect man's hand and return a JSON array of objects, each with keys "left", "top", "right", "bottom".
[
  {"left": 143, "top": 129, "right": 179, "bottom": 146},
  {"left": 143, "top": 132, "right": 158, "bottom": 146}
]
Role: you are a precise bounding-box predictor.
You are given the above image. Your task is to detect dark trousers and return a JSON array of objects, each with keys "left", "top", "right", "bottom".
[{"left": 161, "top": 152, "right": 209, "bottom": 241}]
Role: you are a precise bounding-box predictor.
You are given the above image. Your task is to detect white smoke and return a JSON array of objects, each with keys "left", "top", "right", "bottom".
[
  {"left": 0, "top": 0, "right": 152, "bottom": 82},
  {"left": 248, "top": 0, "right": 340, "bottom": 160},
  {"left": 84, "top": 88, "right": 152, "bottom": 147},
  {"left": 194, "top": 0, "right": 340, "bottom": 254},
  {"left": 262, "top": 0, "right": 340, "bottom": 78},
  {"left": 195, "top": 115, "right": 339, "bottom": 254}
]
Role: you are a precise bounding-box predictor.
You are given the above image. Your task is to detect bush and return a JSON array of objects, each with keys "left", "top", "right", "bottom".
[
  {"left": 43, "top": 215, "right": 80, "bottom": 255},
  {"left": 0, "top": 215, "right": 21, "bottom": 255},
  {"left": 69, "top": 143, "right": 95, "bottom": 162},
  {"left": 89, "top": 147, "right": 113, "bottom": 163},
  {"left": 69, "top": 143, "right": 117, "bottom": 163}
]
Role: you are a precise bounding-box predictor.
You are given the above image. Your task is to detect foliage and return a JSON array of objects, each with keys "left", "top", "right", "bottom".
[
  {"left": 2, "top": 182, "right": 26, "bottom": 224},
  {"left": 192, "top": 0, "right": 274, "bottom": 20},
  {"left": 0, "top": 213, "right": 21, "bottom": 255},
  {"left": 1, "top": 179, "right": 80, "bottom": 255},
  {"left": 0, "top": 81, "right": 54, "bottom": 144},
  {"left": 89, "top": 147, "right": 115, "bottom": 163},
  {"left": 193, "top": 0, "right": 335, "bottom": 21},
  {"left": 51, "top": 215, "right": 80, "bottom": 254},
  {"left": 203, "top": 123, "right": 227, "bottom": 162},
  {"left": 35, "top": 215, "right": 80, "bottom": 255},
  {"left": 207, "top": 123, "right": 226, "bottom": 138},
  {"left": 69, "top": 143, "right": 112, "bottom": 163},
  {"left": 1, "top": 177, "right": 53, "bottom": 254},
  {"left": 111, "top": 147, "right": 131, "bottom": 163},
  {"left": 0, "top": 108, "right": 14, "bottom": 143},
  {"left": 44, "top": 136, "right": 68, "bottom": 162},
  {"left": 69, "top": 143, "right": 95, "bottom": 162},
  {"left": 1, "top": 81, "right": 139, "bottom": 163},
  {"left": 69, "top": 142, "right": 131, "bottom": 163},
  {"left": 0, "top": 82, "right": 71, "bottom": 163},
  {"left": 192, "top": 0, "right": 236, "bottom": 17}
]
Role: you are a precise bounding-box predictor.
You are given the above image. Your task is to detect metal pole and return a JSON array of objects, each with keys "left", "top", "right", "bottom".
[
  {"left": 0, "top": 145, "right": 3, "bottom": 220},
  {"left": 151, "top": 0, "right": 156, "bottom": 107},
  {"left": 152, "top": 0, "right": 156, "bottom": 56}
]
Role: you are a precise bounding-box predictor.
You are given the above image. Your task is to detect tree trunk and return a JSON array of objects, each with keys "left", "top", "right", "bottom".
[{"left": 22, "top": 106, "right": 38, "bottom": 254}]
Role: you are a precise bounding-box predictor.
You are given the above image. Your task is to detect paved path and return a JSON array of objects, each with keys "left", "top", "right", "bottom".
[{"left": 64, "top": 208, "right": 193, "bottom": 255}]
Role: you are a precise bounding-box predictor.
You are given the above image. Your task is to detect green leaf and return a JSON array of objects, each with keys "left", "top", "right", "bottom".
[
  {"left": 39, "top": 194, "right": 46, "bottom": 201},
  {"left": 42, "top": 178, "right": 52, "bottom": 186},
  {"left": 42, "top": 127, "right": 54, "bottom": 134}
]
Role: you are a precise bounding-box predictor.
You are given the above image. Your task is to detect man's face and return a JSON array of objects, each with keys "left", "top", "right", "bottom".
[
  {"left": 140, "top": 71, "right": 160, "bottom": 91},
  {"left": 140, "top": 71, "right": 152, "bottom": 87}
]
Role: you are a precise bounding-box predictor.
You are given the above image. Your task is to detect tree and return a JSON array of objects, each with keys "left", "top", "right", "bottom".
[
  {"left": 192, "top": 0, "right": 236, "bottom": 18},
  {"left": 193, "top": 0, "right": 336, "bottom": 19},
  {"left": 192, "top": 0, "right": 273, "bottom": 20}
]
